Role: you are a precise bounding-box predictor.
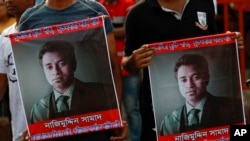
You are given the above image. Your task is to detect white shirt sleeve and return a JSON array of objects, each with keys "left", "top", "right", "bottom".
[{"left": 0, "top": 35, "right": 7, "bottom": 74}]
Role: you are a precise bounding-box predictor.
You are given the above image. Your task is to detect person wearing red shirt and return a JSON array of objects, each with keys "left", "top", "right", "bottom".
[{"left": 101, "top": 0, "right": 142, "bottom": 141}]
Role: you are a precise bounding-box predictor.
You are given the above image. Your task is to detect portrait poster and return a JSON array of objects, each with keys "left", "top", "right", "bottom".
[
  {"left": 148, "top": 33, "right": 245, "bottom": 141},
  {"left": 9, "top": 16, "right": 122, "bottom": 140}
]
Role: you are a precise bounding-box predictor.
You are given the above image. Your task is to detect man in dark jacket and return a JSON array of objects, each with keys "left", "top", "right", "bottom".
[
  {"left": 31, "top": 40, "right": 117, "bottom": 123},
  {"left": 160, "top": 54, "right": 244, "bottom": 135}
]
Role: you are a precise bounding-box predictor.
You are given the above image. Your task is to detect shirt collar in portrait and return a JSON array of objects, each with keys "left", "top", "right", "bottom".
[
  {"left": 54, "top": 82, "right": 75, "bottom": 101},
  {"left": 186, "top": 95, "right": 207, "bottom": 114}
]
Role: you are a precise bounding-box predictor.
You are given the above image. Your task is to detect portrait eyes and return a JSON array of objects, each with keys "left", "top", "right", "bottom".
[
  {"left": 192, "top": 74, "right": 201, "bottom": 81},
  {"left": 45, "top": 65, "right": 53, "bottom": 70},
  {"left": 179, "top": 74, "right": 201, "bottom": 83},
  {"left": 58, "top": 61, "right": 67, "bottom": 67},
  {"left": 179, "top": 78, "right": 187, "bottom": 83},
  {"left": 45, "top": 61, "right": 67, "bottom": 70}
]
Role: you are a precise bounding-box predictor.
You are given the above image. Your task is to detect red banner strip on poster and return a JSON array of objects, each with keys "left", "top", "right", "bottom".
[
  {"left": 9, "top": 16, "right": 104, "bottom": 43},
  {"left": 159, "top": 125, "right": 230, "bottom": 141},
  {"left": 29, "top": 109, "right": 121, "bottom": 141},
  {"left": 148, "top": 33, "right": 237, "bottom": 54}
]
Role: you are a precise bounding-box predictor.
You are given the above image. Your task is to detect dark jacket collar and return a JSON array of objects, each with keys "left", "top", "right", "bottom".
[{"left": 146, "top": 0, "right": 161, "bottom": 8}]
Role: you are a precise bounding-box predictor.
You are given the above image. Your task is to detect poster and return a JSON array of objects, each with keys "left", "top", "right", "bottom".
[
  {"left": 9, "top": 16, "right": 122, "bottom": 140},
  {"left": 148, "top": 33, "right": 245, "bottom": 141}
]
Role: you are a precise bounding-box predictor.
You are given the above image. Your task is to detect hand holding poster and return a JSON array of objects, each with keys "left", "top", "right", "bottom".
[
  {"left": 9, "top": 16, "right": 122, "bottom": 140},
  {"left": 148, "top": 33, "right": 245, "bottom": 141}
]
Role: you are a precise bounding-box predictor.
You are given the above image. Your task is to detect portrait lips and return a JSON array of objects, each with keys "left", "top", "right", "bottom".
[
  {"left": 52, "top": 77, "right": 63, "bottom": 83},
  {"left": 186, "top": 90, "right": 196, "bottom": 95}
]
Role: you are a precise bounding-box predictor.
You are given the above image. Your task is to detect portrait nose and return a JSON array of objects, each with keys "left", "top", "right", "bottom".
[
  {"left": 186, "top": 79, "right": 194, "bottom": 87},
  {"left": 52, "top": 65, "right": 60, "bottom": 75}
]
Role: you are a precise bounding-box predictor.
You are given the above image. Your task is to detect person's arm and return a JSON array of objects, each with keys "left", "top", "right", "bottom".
[
  {"left": 235, "top": 32, "right": 244, "bottom": 49},
  {"left": 106, "top": 31, "right": 123, "bottom": 104},
  {"left": 110, "top": 3, "right": 134, "bottom": 40},
  {"left": 121, "top": 2, "right": 156, "bottom": 74},
  {"left": 113, "top": 26, "right": 125, "bottom": 40},
  {"left": 225, "top": 31, "right": 244, "bottom": 49},
  {"left": 122, "top": 44, "right": 155, "bottom": 74},
  {"left": 0, "top": 74, "right": 8, "bottom": 100},
  {"left": 106, "top": 31, "right": 128, "bottom": 141},
  {"left": 110, "top": 120, "right": 128, "bottom": 141}
]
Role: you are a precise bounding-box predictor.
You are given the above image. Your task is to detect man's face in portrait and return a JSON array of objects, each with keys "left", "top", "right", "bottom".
[
  {"left": 177, "top": 64, "right": 208, "bottom": 103},
  {"left": 42, "top": 51, "right": 74, "bottom": 93}
]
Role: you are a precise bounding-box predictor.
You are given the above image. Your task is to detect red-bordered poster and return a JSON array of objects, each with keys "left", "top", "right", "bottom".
[
  {"left": 148, "top": 33, "right": 245, "bottom": 141},
  {"left": 9, "top": 16, "right": 122, "bottom": 140}
]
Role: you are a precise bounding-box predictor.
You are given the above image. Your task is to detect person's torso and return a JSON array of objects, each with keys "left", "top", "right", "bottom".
[
  {"left": 125, "top": 0, "right": 217, "bottom": 101},
  {"left": 0, "top": 24, "right": 28, "bottom": 141},
  {"left": 102, "top": 0, "right": 134, "bottom": 27},
  {"left": 19, "top": 0, "right": 112, "bottom": 33},
  {"left": 102, "top": 0, "right": 135, "bottom": 76},
  {"left": 0, "top": 17, "right": 15, "bottom": 34},
  {"left": 125, "top": 0, "right": 217, "bottom": 55},
  {"left": 124, "top": 0, "right": 217, "bottom": 135}
]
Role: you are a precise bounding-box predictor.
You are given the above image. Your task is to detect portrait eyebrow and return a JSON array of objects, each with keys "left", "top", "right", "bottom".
[
  {"left": 178, "top": 76, "right": 186, "bottom": 80},
  {"left": 43, "top": 54, "right": 67, "bottom": 64},
  {"left": 43, "top": 63, "right": 52, "bottom": 68}
]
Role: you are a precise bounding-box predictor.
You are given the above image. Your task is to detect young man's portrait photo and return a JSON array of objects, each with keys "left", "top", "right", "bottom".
[
  {"left": 11, "top": 24, "right": 119, "bottom": 124},
  {"left": 148, "top": 43, "right": 245, "bottom": 136}
]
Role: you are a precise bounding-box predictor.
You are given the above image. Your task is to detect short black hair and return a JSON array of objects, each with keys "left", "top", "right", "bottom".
[
  {"left": 174, "top": 54, "right": 209, "bottom": 78},
  {"left": 39, "top": 40, "right": 77, "bottom": 71}
]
